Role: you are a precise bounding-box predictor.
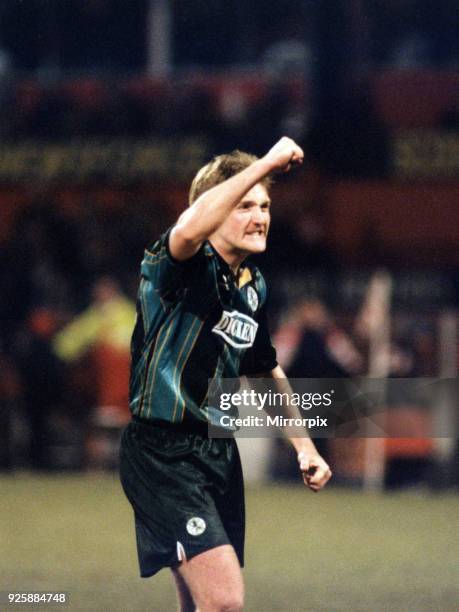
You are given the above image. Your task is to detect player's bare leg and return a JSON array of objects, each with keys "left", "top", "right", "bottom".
[
  {"left": 174, "top": 544, "right": 244, "bottom": 612},
  {"left": 172, "top": 570, "right": 196, "bottom": 612}
]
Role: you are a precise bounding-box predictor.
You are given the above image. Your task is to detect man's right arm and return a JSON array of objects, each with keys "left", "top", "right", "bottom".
[{"left": 169, "top": 137, "right": 304, "bottom": 261}]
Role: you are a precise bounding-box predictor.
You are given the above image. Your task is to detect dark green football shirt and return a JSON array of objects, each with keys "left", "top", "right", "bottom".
[{"left": 129, "top": 228, "right": 277, "bottom": 426}]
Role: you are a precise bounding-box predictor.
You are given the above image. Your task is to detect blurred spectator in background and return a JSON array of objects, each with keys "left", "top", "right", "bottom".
[
  {"left": 54, "top": 276, "right": 135, "bottom": 423},
  {"left": 271, "top": 297, "right": 363, "bottom": 480},
  {"left": 280, "top": 298, "right": 363, "bottom": 379},
  {"left": 13, "top": 307, "right": 64, "bottom": 470},
  {"left": 383, "top": 340, "right": 434, "bottom": 489},
  {"left": 53, "top": 276, "right": 136, "bottom": 467}
]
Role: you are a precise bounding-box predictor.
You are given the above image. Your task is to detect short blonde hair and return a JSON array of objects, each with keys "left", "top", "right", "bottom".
[{"left": 188, "top": 150, "right": 272, "bottom": 205}]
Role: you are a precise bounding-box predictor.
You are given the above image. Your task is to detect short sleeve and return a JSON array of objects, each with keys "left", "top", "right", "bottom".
[
  {"left": 239, "top": 304, "right": 278, "bottom": 375},
  {"left": 140, "top": 227, "right": 205, "bottom": 297}
]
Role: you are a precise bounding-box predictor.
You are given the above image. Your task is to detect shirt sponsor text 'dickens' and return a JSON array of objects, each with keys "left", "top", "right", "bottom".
[{"left": 212, "top": 310, "right": 258, "bottom": 349}]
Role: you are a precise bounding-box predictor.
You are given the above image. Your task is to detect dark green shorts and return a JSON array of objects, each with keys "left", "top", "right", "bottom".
[{"left": 119, "top": 420, "right": 245, "bottom": 578}]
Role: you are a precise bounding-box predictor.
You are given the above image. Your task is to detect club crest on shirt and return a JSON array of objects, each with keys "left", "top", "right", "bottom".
[
  {"left": 246, "top": 286, "right": 259, "bottom": 312},
  {"left": 212, "top": 310, "right": 258, "bottom": 349}
]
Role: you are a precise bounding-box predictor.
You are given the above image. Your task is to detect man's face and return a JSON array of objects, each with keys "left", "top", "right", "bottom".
[{"left": 212, "top": 184, "right": 271, "bottom": 256}]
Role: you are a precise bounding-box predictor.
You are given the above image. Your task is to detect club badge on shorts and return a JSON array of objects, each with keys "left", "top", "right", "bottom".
[
  {"left": 247, "top": 286, "right": 258, "bottom": 312},
  {"left": 186, "top": 517, "right": 206, "bottom": 536}
]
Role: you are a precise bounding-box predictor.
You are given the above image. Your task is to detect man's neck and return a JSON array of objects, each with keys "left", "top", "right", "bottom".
[{"left": 209, "top": 239, "right": 247, "bottom": 277}]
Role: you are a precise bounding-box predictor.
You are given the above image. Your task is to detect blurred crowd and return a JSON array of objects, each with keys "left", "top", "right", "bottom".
[
  {"left": 0, "top": 71, "right": 457, "bottom": 183},
  {"left": 0, "top": 187, "right": 452, "bottom": 490}
]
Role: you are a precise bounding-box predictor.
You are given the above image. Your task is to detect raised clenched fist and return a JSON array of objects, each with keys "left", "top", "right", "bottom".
[{"left": 263, "top": 136, "right": 304, "bottom": 173}]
